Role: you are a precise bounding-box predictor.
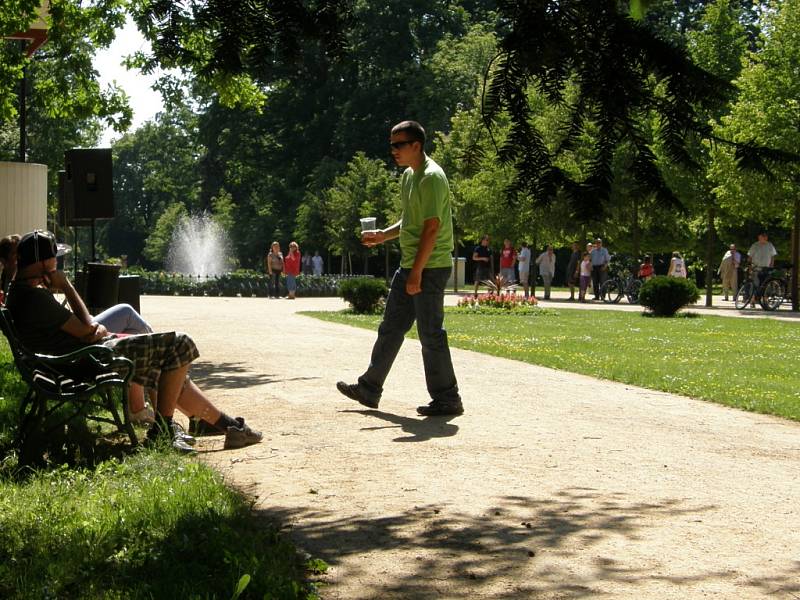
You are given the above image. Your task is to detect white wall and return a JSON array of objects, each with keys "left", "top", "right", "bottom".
[{"left": 0, "top": 162, "right": 48, "bottom": 237}]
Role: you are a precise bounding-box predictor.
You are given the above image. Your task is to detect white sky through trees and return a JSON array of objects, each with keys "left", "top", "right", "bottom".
[{"left": 94, "top": 18, "right": 163, "bottom": 146}]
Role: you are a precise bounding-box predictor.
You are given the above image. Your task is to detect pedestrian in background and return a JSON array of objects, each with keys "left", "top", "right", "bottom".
[
  {"left": 472, "top": 234, "right": 492, "bottom": 297},
  {"left": 312, "top": 250, "right": 324, "bottom": 276},
  {"left": 566, "top": 242, "right": 581, "bottom": 301},
  {"left": 718, "top": 244, "right": 739, "bottom": 301},
  {"left": 517, "top": 241, "right": 531, "bottom": 298},
  {"left": 535, "top": 245, "right": 556, "bottom": 300},
  {"left": 499, "top": 239, "right": 517, "bottom": 284},
  {"left": 579, "top": 252, "right": 592, "bottom": 302},
  {"left": 667, "top": 251, "right": 687, "bottom": 278},
  {"left": 590, "top": 238, "right": 610, "bottom": 300},
  {"left": 265, "top": 241, "right": 284, "bottom": 298},
  {"left": 284, "top": 241, "right": 301, "bottom": 299}
]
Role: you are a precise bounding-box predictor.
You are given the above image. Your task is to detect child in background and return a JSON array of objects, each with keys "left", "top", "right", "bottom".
[
  {"left": 638, "top": 255, "right": 654, "bottom": 280},
  {"left": 579, "top": 252, "right": 592, "bottom": 302}
]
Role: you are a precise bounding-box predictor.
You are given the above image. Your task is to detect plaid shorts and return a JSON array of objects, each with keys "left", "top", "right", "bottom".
[{"left": 103, "top": 331, "right": 199, "bottom": 389}]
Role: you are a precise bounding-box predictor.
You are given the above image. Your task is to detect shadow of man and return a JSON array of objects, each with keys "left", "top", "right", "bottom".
[{"left": 340, "top": 409, "right": 459, "bottom": 442}]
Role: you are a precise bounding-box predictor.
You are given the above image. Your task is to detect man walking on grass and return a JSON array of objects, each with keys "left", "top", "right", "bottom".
[{"left": 336, "top": 121, "right": 463, "bottom": 416}]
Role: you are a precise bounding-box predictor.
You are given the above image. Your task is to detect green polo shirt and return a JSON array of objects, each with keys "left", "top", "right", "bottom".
[{"left": 398, "top": 156, "right": 454, "bottom": 269}]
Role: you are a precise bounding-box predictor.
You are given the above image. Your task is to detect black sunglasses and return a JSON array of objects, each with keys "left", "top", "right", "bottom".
[{"left": 390, "top": 140, "right": 415, "bottom": 150}]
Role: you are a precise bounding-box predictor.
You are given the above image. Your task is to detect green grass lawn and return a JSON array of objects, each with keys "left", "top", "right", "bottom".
[{"left": 305, "top": 308, "right": 800, "bottom": 422}]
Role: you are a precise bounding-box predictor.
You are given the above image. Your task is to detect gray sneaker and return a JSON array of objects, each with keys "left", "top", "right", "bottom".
[{"left": 224, "top": 419, "right": 263, "bottom": 449}]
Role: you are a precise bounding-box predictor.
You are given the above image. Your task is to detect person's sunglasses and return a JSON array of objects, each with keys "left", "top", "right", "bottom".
[{"left": 390, "top": 140, "right": 414, "bottom": 150}]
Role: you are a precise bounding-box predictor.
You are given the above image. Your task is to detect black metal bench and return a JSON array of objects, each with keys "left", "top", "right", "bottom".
[{"left": 0, "top": 306, "right": 138, "bottom": 463}]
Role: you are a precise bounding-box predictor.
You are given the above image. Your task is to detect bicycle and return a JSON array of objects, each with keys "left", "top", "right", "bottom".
[
  {"left": 600, "top": 272, "right": 643, "bottom": 304},
  {"left": 734, "top": 266, "right": 790, "bottom": 311}
]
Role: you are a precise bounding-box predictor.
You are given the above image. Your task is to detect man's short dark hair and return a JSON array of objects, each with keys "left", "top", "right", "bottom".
[{"left": 391, "top": 121, "right": 426, "bottom": 145}]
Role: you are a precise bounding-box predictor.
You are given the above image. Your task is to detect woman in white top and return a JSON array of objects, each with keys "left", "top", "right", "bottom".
[{"left": 667, "top": 251, "right": 687, "bottom": 278}]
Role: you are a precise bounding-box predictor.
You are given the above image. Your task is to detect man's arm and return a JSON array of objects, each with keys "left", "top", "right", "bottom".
[
  {"left": 362, "top": 220, "right": 402, "bottom": 247},
  {"left": 406, "top": 217, "right": 440, "bottom": 295},
  {"left": 45, "top": 270, "right": 107, "bottom": 343}
]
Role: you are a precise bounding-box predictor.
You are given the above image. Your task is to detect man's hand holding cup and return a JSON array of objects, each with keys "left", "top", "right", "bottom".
[{"left": 362, "top": 229, "right": 385, "bottom": 247}]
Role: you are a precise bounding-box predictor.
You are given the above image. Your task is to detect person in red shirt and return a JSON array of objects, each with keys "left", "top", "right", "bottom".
[
  {"left": 638, "top": 255, "right": 654, "bottom": 280},
  {"left": 499, "top": 238, "right": 517, "bottom": 284},
  {"left": 283, "top": 241, "right": 302, "bottom": 299}
]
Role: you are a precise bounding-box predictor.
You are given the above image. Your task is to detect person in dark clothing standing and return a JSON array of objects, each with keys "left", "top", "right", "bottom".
[{"left": 472, "top": 235, "right": 492, "bottom": 297}]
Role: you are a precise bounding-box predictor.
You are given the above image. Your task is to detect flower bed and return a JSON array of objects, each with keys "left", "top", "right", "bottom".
[{"left": 452, "top": 293, "right": 551, "bottom": 315}]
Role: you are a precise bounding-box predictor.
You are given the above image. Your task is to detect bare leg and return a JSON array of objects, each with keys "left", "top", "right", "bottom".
[
  {"left": 175, "top": 379, "right": 221, "bottom": 424},
  {"left": 129, "top": 383, "right": 146, "bottom": 413},
  {"left": 155, "top": 365, "right": 190, "bottom": 418}
]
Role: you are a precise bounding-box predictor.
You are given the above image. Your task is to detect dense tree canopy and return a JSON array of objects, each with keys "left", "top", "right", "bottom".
[{"left": 2, "top": 0, "right": 798, "bottom": 278}]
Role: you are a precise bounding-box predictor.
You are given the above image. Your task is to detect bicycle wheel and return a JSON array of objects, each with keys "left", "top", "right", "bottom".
[
  {"left": 600, "top": 279, "right": 623, "bottom": 304},
  {"left": 760, "top": 279, "right": 785, "bottom": 311},
  {"left": 734, "top": 281, "right": 755, "bottom": 309},
  {"left": 626, "top": 279, "right": 643, "bottom": 304}
]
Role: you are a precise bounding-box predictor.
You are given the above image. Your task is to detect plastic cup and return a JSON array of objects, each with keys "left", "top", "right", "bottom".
[{"left": 360, "top": 217, "right": 377, "bottom": 232}]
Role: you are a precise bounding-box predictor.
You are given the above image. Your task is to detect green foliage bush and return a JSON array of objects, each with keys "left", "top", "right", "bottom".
[
  {"left": 127, "top": 268, "right": 342, "bottom": 297},
  {"left": 339, "top": 277, "right": 388, "bottom": 314},
  {"left": 638, "top": 276, "right": 700, "bottom": 316}
]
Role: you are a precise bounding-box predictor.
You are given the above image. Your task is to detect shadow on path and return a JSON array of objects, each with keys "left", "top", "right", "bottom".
[
  {"left": 340, "top": 409, "right": 459, "bottom": 442},
  {"left": 253, "top": 488, "right": 800, "bottom": 598},
  {"left": 190, "top": 360, "right": 320, "bottom": 390}
]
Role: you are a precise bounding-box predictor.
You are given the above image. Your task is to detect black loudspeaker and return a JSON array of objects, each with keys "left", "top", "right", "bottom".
[{"left": 64, "top": 149, "right": 114, "bottom": 223}]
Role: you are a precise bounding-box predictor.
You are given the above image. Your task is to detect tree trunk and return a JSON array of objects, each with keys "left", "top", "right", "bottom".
[
  {"left": 792, "top": 195, "right": 799, "bottom": 312},
  {"left": 705, "top": 204, "right": 716, "bottom": 307},
  {"left": 632, "top": 195, "right": 640, "bottom": 259}
]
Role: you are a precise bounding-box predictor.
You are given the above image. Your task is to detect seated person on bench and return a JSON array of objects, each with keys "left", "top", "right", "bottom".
[{"left": 5, "top": 230, "right": 261, "bottom": 453}]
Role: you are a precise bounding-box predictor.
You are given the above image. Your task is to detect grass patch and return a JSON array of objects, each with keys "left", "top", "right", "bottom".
[
  {"left": 304, "top": 308, "right": 800, "bottom": 421},
  {"left": 0, "top": 450, "right": 321, "bottom": 599},
  {"left": 0, "top": 339, "right": 321, "bottom": 599}
]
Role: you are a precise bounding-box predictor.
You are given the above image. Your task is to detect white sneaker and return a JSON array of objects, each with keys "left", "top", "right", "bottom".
[{"left": 130, "top": 403, "right": 156, "bottom": 425}]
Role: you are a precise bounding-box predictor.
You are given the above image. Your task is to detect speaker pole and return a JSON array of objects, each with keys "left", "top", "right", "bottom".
[
  {"left": 91, "top": 219, "right": 96, "bottom": 262},
  {"left": 73, "top": 225, "right": 78, "bottom": 278}
]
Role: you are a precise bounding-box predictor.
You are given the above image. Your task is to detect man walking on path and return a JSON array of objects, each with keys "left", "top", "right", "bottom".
[
  {"left": 590, "top": 238, "right": 610, "bottom": 300},
  {"left": 535, "top": 245, "right": 556, "bottom": 300},
  {"left": 336, "top": 121, "right": 463, "bottom": 416},
  {"left": 718, "top": 243, "right": 740, "bottom": 301}
]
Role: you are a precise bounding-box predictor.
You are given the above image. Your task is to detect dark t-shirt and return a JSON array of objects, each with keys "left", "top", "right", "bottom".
[
  {"left": 473, "top": 244, "right": 492, "bottom": 261},
  {"left": 6, "top": 282, "right": 85, "bottom": 355}
]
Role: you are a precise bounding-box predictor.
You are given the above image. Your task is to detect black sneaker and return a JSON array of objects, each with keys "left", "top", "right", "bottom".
[
  {"left": 336, "top": 381, "right": 379, "bottom": 409},
  {"left": 416, "top": 400, "right": 464, "bottom": 416},
  {"left": 224, "top": 419, "right": 263, "bottom": 449}
]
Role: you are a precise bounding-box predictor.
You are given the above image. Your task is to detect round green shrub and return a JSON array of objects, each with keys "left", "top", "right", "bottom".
[
  {"left": 638, "top": 276, "right": 700, "bottom": 316},
  {"left": 338, "top": 277, "right": 388, "bottom": 314}
]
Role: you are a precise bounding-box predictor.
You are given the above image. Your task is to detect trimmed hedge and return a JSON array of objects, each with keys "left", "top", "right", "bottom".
[
  {"left": 638, "top": 276, "right": 700, "bottom": 316},
  {"left": 125, "top": 268, "right": 349, "bottom": 297},
  {"left": 339, "top": 277, "right": 388, "bottom": 314}
]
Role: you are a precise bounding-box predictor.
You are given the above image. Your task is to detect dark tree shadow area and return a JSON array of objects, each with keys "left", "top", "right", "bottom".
[
  {"left": 189, "top": 360, "right": 320, "bottom": 390},
  {"left": 255, "top": 488, "right": 800, "bottom": 599},
  {"left": 340, "top": 408, "right": 459, "bottom": 442},
  {"left": 3, "top": 509, "right": 309, "bottom": 599}
]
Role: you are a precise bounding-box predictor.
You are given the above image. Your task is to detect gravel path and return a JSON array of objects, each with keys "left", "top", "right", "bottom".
[{"left": 142, "top": 295, "right": 800, "bottom": 599}]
